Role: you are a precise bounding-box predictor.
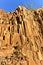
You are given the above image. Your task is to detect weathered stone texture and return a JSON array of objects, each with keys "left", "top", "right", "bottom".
[{"left": 0, "top": 6, "right": 43, "bottom": 65}]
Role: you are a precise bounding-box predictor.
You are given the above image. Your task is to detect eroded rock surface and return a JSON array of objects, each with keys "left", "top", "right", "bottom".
[{"left": 0, "top": 6, "right": 43, "bottom": 65}]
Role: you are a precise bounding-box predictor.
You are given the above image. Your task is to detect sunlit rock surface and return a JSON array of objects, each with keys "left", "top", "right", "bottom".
[{"left": 0, "top": 6, "right": 43, "bottom": 65}]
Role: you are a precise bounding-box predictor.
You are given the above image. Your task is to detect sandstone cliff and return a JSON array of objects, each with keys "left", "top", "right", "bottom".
[{"left": 0, "top": 6, "right": 43, "bottom": 65}]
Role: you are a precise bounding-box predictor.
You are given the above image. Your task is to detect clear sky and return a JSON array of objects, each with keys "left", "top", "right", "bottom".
[{"left": 0, "top": 0, "right": 43, "bottom": 12}]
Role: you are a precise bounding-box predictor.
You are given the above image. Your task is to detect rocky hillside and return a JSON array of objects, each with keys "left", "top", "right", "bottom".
[{"left": 0, "top": 6, "right": 43, "bottom": 65}]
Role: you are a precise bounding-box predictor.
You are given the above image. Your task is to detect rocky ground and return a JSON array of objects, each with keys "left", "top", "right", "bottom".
[{"left": 0, "top": 6, "right": 43, "bottom": 65}]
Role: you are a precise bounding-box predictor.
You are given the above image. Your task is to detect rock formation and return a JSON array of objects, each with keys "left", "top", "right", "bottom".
[{"left": 0, "top": 6, "right": 43, "bottom": 65}]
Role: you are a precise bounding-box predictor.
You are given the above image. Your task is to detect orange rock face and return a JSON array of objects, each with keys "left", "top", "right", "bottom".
[{"left": 0, "top": 6, "right": 43, "bottom": 65}]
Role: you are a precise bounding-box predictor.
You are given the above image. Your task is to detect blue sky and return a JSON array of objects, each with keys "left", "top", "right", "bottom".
[{"left": 0, "top": 0, "right": 43, "bottom": 12}]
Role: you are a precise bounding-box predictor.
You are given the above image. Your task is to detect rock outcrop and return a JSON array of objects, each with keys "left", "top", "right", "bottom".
[{"left": 0, "top": 6, "right": 43, "bottom": 65}]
